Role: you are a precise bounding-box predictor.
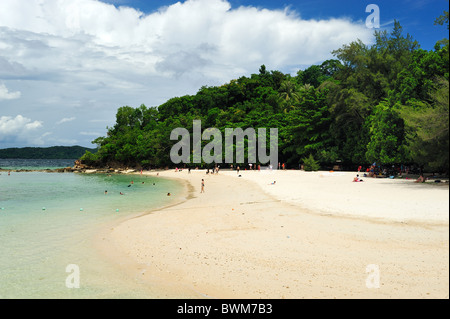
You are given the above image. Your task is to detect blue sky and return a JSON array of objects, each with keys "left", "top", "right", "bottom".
[{"left": 0, "top": 0, "right": 448, "bottom": 149}]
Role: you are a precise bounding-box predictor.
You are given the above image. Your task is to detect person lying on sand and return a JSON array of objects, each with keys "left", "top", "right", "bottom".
[{"left": 353, "top": 175, "right": 364, "bottom": 182}]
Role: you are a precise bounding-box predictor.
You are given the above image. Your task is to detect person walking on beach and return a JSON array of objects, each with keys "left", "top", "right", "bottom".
[{"left": 201, "top": 179, "right": 205, "bottom": 193}]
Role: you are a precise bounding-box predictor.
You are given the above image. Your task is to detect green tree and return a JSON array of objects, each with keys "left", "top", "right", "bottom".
[
  {"left": 282, "top": 87, "right": 332, "bottom": 165},
  {"left": 399, "top": 78, "right": 449, "bottom": 172},
  {"left": 302, "top": 154, "right": 320, "bottom": 171},
  {"left": 365, "top": 101, "right": 408, "bottom": 164},
  {"left": 434, "top": 7, "right": 449, "bottom": 30}
]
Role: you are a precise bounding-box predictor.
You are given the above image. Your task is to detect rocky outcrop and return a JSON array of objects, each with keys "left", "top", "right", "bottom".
[{"left": 1, "top": 160, "right": 140, "bottom": 174}]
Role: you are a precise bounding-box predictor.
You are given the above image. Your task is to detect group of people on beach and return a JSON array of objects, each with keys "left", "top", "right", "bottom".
[
  {"left": 206, "top": 166, "right": 220, "bottom": 175},
  {"left": 355, "top": 164, "right": 431, "bottom": 183},
  {"left": 358, "top": 163, "right": 428, "bottom": 179},
  {"left": 232, "top": 163, "right": 268, "bottom": 173},
  {"left": 362, "top": 163, "right": 398, "bottom": 178}
]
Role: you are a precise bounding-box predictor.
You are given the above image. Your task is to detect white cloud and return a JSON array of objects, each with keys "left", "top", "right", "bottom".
[
  {"left": 0, "top": 0, "right": 373, "bottom": 82},
  {"left": 0, "top": 115, "right": 44, "bottom": 144},
  {"left": 0, "top": 83, "right": 21, "bottom": 100},
  {"left": 57, "top": 117, "right": 76, "bottom": 125}
]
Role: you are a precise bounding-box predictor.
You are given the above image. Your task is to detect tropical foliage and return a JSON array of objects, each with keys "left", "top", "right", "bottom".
[{"left": 81, "top": 18, "right": 449, "bottom": 173}]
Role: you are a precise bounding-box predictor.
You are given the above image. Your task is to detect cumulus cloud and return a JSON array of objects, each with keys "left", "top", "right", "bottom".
[
  {"left": 0, "top": 0, "right": 373, "bottom": 82},
  {"left": 0, "top": 115, "right": 44, "bottom": 144},
  {"left": 0, "top": 83, "right": 21, "bottom": 100}
]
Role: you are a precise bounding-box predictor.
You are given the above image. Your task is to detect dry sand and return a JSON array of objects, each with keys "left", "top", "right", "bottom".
[{"left": 100, "top": 169, "right": 449, "bottom": 299}]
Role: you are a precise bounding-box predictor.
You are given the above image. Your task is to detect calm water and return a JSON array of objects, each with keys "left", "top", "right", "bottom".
[
  {"left": 0, "top": 158, "right": 76, "bottom": 171},
  {"left": 0, "top": 160, "right": 184, "bottom": 298}
]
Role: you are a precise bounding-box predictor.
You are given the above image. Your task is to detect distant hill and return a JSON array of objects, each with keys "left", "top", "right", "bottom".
[{"left": 0, "top": 146, "right": 97, "bottom": 159}]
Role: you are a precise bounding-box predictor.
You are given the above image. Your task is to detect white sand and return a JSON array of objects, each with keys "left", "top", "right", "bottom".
[
  {"left": 99, "top": 169, "right": 449, "bottom": 299},
  {"left": 236, "top": 170, "right": 449, "bottom": 224}
]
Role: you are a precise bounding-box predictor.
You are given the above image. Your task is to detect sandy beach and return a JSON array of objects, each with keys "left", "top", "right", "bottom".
[{"left": 100, "top": 169, "right": 449, "bottom": 299}]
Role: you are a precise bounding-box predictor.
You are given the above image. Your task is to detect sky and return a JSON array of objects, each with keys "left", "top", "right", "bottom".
[{"left": 0, "top": 0, "right": 448, "bottom": 149}]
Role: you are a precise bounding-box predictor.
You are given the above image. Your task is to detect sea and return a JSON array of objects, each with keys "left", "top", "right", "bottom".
[{"left": 0, "top": 159, "right": 184, "bottom": 298}]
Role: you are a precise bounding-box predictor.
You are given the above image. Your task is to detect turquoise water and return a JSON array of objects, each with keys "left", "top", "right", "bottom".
[{"left": 0, "top": 169, "right": 184, "bottom": 298}]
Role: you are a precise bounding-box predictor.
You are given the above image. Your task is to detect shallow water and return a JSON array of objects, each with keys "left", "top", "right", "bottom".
[{"left": 0, "top": 170, "right": 184, "bottom": 298}]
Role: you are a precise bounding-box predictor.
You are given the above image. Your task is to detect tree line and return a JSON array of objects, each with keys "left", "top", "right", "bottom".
[
  {"left": 0, "top": 146, "right": 97, "bottom": 159},
  {"left": 81, "top": 18, "right": 449, "bottom": 174}
]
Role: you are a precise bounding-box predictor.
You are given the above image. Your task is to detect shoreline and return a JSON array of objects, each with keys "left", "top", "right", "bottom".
[
  {"left": 98, "top": 169, "right": 449, "bottom": 298},
  {"left": 1, "top": 169, "right": 194, "bottom": 298},
  {"left": 92, "top": 173, "right": 205, "bottom": 298}
]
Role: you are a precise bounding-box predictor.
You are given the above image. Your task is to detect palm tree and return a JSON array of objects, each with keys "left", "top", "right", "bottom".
[
  {"left": 300, "top": 83, "right": 313, "bottom": 91},
  {"left": 279, "top": 80, "right": 300, "bottom": 112}
]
